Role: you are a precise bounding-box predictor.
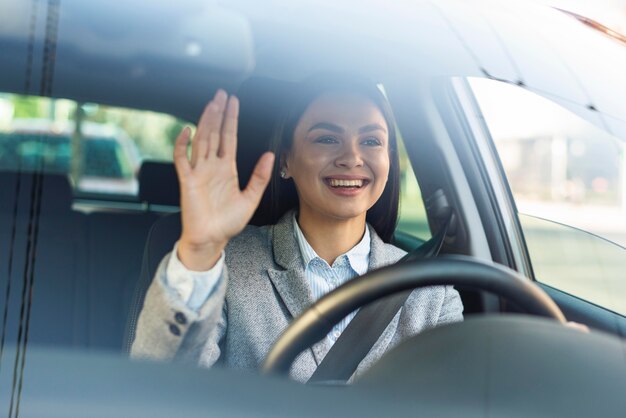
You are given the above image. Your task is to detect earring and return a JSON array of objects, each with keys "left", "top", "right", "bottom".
[{"left": 280, "top": 169, "right": 287, "bottom": 179}]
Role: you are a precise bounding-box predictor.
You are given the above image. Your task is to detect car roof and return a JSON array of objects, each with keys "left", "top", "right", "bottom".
[{"left": 0, "top": 0, "right": 624, "bottom": 138}]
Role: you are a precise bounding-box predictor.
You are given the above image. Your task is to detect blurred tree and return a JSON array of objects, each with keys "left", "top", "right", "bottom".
[{"left": 12, "top": 96, "right": 45, "bottom": 118}]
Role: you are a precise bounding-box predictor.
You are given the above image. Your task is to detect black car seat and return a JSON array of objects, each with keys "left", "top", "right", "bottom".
[{"left": 84, "top": 198, "right": 160, "bottom": 350}]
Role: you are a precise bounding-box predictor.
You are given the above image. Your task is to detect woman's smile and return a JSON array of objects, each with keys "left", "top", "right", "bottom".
[{"left": 324, "top": 176, "right": 371, "bottom": 196}]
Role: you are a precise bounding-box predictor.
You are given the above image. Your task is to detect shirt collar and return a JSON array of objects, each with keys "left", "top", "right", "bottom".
[{"left": 292, "top": 212, "right": 370, "bottom": 275}]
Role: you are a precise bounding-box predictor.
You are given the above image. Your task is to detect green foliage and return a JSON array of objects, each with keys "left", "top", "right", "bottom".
[{"left": 12, "top": 95, "right": 46, "bottom": 118}]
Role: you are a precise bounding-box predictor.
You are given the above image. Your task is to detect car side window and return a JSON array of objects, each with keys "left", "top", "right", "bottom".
[
  {"left": 469, "top": 78, "right": 626, "bottom": 316},
  {"left": 0, "top": 93, "right": 187, "bottom": 197},
  {"left": 397, "top": 136, "right": 432, "bottom": 243}
]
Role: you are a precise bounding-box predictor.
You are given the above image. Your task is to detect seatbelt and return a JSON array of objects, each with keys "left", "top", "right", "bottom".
[{"left": 307, "top": 214, "right": 452, "bottom": 384}]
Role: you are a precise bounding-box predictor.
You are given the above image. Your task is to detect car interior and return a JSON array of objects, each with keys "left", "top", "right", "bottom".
[
  {"left": 0, "top": 76, "right": 492, "bottom": 354},
  {"left": 1, "top": 0, "right": 626, "bottom": 415}
]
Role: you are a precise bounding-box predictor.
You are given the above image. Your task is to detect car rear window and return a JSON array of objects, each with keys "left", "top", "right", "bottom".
[{"left": 0, "top": 93, "right": 188, "bottom": 198}]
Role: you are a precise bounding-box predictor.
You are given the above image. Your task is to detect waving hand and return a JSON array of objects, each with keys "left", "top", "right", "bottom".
[{"left": 174, "top": 90, "right": 275, "bottom": 271}]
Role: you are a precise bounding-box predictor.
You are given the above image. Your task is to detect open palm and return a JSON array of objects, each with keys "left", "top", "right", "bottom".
[{"left": 174, "top": 90, "right": 275, "bottom": 270}]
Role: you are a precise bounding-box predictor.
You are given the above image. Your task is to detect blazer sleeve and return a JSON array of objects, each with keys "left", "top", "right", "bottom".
[
  {"left": 130, "top": 251, "right": 228, "bottom": 365},
  {"left": 436, "top": 285, "right": 464, "bottom": 326}
]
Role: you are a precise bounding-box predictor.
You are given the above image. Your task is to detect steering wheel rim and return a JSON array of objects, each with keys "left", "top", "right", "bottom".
[{"left": 261, "top": 255, "right": 566, "bottom": 376}]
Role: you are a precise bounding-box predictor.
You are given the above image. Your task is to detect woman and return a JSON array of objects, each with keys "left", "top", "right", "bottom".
[{"left": 131, "top": 77, "right": 464, "bottom": 382}]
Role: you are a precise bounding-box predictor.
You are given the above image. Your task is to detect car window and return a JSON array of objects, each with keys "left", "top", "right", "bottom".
[
  {"left": 397, "top": 136, "right": 432, "bottom": 242},
  {"left": 0, "top": 93, "right": 187, "bottom": 197},
  {"left": 82, "top": 139, "right": 126, "bottom": 178},
  {"left": 469, "top": 78, "right": 626, "bottom": 315}
]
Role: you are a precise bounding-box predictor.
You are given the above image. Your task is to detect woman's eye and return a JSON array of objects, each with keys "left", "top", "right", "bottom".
[
  {"left": 362, "top": 137, "right": 382, "bottom": 146},
  {"left": 315, "top": 136, "right": 338, "bottom": 144}
]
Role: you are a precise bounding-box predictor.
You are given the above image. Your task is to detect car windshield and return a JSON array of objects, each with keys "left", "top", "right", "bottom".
[{"left": 1, "top": 0, "right": 626, "bottom": 416}]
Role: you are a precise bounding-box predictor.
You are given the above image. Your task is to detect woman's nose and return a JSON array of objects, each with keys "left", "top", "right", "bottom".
[{"left": 334, "top": 140, "right": 364, "bottom": 168}]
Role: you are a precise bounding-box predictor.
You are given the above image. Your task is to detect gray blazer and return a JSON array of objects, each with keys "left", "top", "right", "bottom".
[{"left": 131, "top": 211, "right": 464, "bottom": 382}]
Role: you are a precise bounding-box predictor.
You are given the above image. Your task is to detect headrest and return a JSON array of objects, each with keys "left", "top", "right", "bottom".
[
  {"left": 0, "top": 171, "right": 73, "bottom": 213},
  {"left": 138, "top": 161, "right": 179, "bottom": 206},
  {"left": 236, "top": 77, "right": 290, "bottom": 188}
]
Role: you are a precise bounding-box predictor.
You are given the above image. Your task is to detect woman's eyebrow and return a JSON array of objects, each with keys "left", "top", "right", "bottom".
[
  {"left": 358, "top": 124, "right": 387, "bottom": 134},
  {"left": 307, "top": 122, "right": 387, "bottom": 134},
  {"left": 308, "top": 122, "right": 344, "bottom": 133}
]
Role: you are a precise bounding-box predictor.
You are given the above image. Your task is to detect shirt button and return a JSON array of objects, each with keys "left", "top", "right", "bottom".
[
  {"left": 169, "top": 324, "right": 181, "bottom": 336},
  {"left": 333, "top": 330, "right": 341, "bottom": 339},
  {"left": 174, "top": 312, "right": 187, "bottom": 325}
]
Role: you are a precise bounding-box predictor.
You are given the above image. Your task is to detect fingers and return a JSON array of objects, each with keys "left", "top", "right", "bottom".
[
  {"left": 207, "top": 131, "right": 220, "bottom": 159},
  {"left": 242, "top": 152, "right": 275, "bottom": 205},
  {"left": 194, "top": 89, "right": 228, "bottom": 160},
  {"left": 173, "top": 127, "right": 192, "bottom": 178},
  {"left": 187, "top": 89, "right": 239, "bottom": 170},
  {"left": 220, "top": 96, "right": 239, "bottom": 158},
  {"left": 194, "top": 132, "right": 209, "bottom": 168}
]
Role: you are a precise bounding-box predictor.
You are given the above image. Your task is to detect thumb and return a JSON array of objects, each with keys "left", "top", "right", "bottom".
[{"left": 242, "top": 152, "right": 275, "bottom": 204}]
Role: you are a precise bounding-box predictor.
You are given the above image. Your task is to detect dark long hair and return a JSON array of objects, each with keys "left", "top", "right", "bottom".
[{"left": 259, "top": 75, "right": 400, "bottom": 242}]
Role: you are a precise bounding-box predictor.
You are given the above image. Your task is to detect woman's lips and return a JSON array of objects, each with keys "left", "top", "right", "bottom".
[{"left": 323, "top": 177, "right": 370, "bottom": 196}]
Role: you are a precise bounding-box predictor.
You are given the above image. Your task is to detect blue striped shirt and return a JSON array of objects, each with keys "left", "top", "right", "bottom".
[{"left": 292, "top": 215, "right": 370, "bottom": 345}]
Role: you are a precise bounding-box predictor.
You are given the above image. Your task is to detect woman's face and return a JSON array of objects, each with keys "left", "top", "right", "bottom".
[{"left": 284, "top": 92, "right": 390, "bottom": 223}]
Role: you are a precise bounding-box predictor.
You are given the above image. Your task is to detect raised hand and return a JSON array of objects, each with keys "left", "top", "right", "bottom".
[{"left": 174, "top": 89, "right": 275, "bottom": 271}]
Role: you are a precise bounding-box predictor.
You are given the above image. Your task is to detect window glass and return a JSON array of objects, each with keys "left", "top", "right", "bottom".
[
  {"left": 397, "top": 136, "right": 431, "bottom": 242},
  {"left": 377, "top": 83, "right": 430, "bottom": 243},
  {"left": 469, "top": 78, "right": 626, "bottom": 315},
  {"left": 0, "top": 93, "right": 187, "bottom": 197}
]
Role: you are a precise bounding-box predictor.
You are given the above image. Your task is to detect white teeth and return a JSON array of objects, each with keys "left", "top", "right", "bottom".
[{"left": 329, "top": 179, "right": 364, "bottom": 187}]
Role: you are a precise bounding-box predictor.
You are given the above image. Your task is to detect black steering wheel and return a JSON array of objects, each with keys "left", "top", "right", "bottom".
[{"left": 261, "top": 255, "right": 566, "bottom": 376}]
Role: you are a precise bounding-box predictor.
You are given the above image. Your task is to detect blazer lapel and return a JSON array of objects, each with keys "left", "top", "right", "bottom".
[
  {"left": 266, "top": 269, "right": 314, "bottom": 319},
  {"left": 266, "top": 211, "right": 315, "bottom": 319},
  {"left": 368, "top": 224, "right": 391, "bottom": 271},
  {"left": 266, "top": 210, "right": 332, "bottom": 365}
]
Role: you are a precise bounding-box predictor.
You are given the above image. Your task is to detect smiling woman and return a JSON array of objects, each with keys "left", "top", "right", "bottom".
[
  {"left": 130, "top": 76, "right": 464, "bottom": 382},
  {"left": 279, "top": 93, "right": 392, "bottom": 263},
  {"left": 267, "top": 76, "right": 400, "bottom": 247}
]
